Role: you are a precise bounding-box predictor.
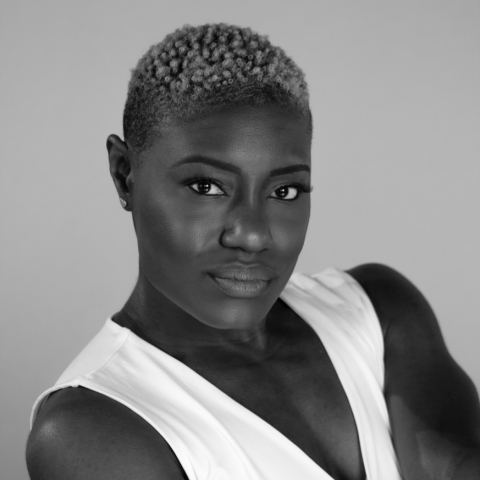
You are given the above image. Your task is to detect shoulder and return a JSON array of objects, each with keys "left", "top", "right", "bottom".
[
  {"left": 346, "top": 262, "right": 439, "bottom": 338},
  {"left": 27, "top": 387, "right": 187, "bottom": 480},
  {"left": 347, "top": 263, "right": 480, "bottom": 476},
  {"left": 345, "top": 262, "right": 453, "bottom": 379}
]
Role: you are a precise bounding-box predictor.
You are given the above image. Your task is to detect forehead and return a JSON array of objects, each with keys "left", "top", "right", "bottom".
[{"left": 139, "top": 106, "right": 312, "bottom": 170}]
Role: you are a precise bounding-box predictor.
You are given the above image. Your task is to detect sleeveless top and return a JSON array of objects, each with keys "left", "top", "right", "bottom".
[{"left": 30, "top": 268, "right": 403, "bottom": 480}]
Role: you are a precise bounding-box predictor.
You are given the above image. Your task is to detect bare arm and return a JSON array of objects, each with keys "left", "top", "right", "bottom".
[
  {"left": 348, "top": 263, "right": 480, "bottom": 480},
  {"left": 26, "top": 387, "right": 188, "bottom": 480}
]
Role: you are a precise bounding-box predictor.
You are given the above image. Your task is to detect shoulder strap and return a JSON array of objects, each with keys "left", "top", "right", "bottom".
[{"left": 280, "top": 269, "right": 402, "bottom": 480}]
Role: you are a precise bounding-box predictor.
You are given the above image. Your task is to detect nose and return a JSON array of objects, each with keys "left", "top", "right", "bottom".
[{"left": 221, "top": 205, "right": 272, "bottom": 253}]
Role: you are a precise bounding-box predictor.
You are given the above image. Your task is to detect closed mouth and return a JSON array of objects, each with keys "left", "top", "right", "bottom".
[{"left": 207, "top": 266, "right": 277, "bottom": 298}]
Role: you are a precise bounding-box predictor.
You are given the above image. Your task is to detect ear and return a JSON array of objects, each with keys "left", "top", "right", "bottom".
[{"left": 107, "top": 134, "right": 133, "bottom": 211}]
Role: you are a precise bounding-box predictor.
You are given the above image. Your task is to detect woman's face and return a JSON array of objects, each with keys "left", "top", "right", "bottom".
[{"left": 130, "top": 105, "right": 312, "bottom": 330}]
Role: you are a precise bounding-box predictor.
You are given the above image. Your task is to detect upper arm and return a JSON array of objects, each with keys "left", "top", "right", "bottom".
[
  {"left": 27, "top": 387, "right": 187, "bottom": 480},
  {"left": 348, "top": 263, "right": 480, "bottom": 480}
]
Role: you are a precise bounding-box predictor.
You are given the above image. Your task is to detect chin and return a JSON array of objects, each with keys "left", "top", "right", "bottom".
[{"left": 196, "top": 291, "right": 280, "bottom": 331}]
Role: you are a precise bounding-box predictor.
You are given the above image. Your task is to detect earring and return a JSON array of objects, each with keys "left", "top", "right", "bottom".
[{"left": 119, "top": 198, "right": 128, "bottom": 209}]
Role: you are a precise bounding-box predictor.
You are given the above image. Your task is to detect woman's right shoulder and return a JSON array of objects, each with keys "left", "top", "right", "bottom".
[{"left": 26, "top": 387, "right": 188, "bottom": 480}]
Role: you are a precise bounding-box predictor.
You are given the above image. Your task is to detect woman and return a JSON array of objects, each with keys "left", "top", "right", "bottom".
[{"left": 27, "top": 23, "right": 480, "bottom": 480}]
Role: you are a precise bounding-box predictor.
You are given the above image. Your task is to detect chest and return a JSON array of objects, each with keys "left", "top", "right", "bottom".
[{"left": 193, "top": 331, "right": 366, "bottom": 480}]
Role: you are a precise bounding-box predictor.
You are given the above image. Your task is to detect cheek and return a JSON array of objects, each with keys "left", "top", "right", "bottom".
[
  {"left": 135, "top": 192, "right": 222, "bottom": 270},
  {"left": 270, "top": 200, "right": 310, "bottom": 259}
]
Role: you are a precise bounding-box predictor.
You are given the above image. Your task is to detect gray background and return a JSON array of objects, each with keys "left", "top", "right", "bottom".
[{"left": 1, "top": 0, "right": 479, "bottom": 478}]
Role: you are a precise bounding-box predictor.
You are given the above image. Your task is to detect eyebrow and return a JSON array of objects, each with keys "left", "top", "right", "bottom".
[{"left": 173, "top": 155, "right": 310, "bottom": 177}]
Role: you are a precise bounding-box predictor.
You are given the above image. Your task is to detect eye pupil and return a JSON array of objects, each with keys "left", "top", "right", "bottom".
[
  {"left": 277, "top": 186, "right": 288, "bottom": 198},
  {"left": 198, "top": 182, "right": 211, "bottom": 193}
]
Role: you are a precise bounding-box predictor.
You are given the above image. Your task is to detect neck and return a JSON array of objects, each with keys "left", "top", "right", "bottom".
[{"left": 113, "top": 271, "right": 286, "bottom": 366}]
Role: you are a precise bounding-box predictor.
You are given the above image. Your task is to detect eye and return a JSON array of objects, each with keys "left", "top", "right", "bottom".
[
  {"left": 270, "top": 185, "right": 300, "bottom": 201},
  {"left": 270, "top": 183, "right": 313, "bottom": 201},
  {"left": 188, "top": 179, "right": 225, "bottom": 196}
]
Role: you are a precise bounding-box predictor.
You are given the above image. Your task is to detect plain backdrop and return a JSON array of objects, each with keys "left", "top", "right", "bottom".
[{"left": 1, "top": 0, "right": 479, "bottom": 478}]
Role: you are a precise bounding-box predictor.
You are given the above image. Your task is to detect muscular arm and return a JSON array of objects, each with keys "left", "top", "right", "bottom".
[
  {"left": 349, "top": 264, "right": 480, "bottom": 480},
  {"left": 26, "top": 387, "right": 188, "bottom": 480}
]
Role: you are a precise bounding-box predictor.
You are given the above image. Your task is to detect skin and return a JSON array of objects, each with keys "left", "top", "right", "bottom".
[{"left": 27, "top": 105, "right": 480, "bottom": 480}]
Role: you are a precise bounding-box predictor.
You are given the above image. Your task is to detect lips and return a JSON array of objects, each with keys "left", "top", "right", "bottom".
[{"left": 207, "top": 265, "right": 278, "bottom": 298}]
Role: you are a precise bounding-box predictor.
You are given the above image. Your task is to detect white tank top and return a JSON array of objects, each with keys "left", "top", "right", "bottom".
[{"left": 31, "top": 268, "right": 402, "bottom": 480}]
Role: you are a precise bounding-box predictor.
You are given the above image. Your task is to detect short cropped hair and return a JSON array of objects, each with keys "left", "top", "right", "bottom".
[{"left": 123, "top": 23, "right": 311, "bottom": 153}]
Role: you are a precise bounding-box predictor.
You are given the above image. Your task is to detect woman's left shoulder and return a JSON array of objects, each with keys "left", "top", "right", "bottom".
[
  {"left": 347, "top": 264, "right": 480, "bottom": 477},
  {"left": 345, "top": 262, "right": 438, "bottom": 338}
]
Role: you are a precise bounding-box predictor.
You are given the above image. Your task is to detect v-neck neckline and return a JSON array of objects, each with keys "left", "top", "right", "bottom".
[{"left": 107, "top": 287, "right": 369, "bottom": 480}]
